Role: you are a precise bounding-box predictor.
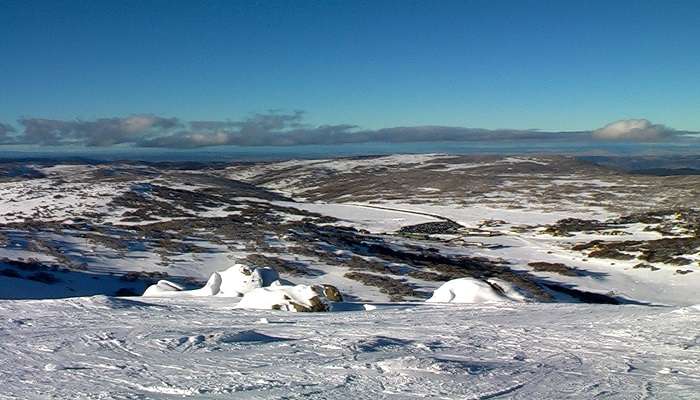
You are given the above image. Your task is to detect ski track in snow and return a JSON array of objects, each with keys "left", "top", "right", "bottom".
[{"left": 1, "top": 297, "right": 698, "bottom": 399}]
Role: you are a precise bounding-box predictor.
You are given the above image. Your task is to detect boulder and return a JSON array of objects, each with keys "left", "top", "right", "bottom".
[
  {"left": 141, "top": 264, "right": 341, "bottom": 311},
  {"left": 236, "top": 284, "right": 332, "bottom": 312},
  {"left": 321, "top": 284, "right": 343, "bottom": 302}
]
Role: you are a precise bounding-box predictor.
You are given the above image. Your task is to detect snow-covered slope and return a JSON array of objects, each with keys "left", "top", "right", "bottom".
[
  {"left": 1, "top": 157, "right": 698, "bottom": 306},
  {"left": 1, "top": 156, "right": 700, "bottom": 399},
  {"left": 0, "top": 296, "right": 698, "bottom": 399}
]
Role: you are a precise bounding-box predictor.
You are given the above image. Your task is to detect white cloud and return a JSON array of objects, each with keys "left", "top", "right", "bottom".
[
  {"left": 592, "top": 119, "right": 674, "bottom": 141},
  {"left": 7, "top": 113, "right": 694, "bottom": 148}
]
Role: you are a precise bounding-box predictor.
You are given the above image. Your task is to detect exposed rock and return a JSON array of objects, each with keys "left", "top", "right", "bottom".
[
  {"left": 398, "top": 221, "right": 463, "bottom": 235},
  {"left": 527, "top": 261, "right": 583, "bottom": 276},
  {"left": 236, "top": 284, "right": 332, "bottom": 312},
  {"left": 573, "top": 237, "right": 700, "bottom": 265},
  {"left": 542, "top": 218, "right": 616, "bottom": 236},
  {"left": 344, "top": 272, "right": 427, "bottom": 301},
  {"left": 244, "top": 254, "right": 322, "bottom": 276},
  {"left": 322, "top": 284, "right": 343, "bottom": 302},
  {"left": 633, "top": 263, "right": 660, "bottom": 271},
  {"left": 478, "top": 219, "right": 507, "bottom": 228}
]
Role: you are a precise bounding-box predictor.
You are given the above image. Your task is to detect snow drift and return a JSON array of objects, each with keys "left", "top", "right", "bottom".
[
  {"left": 217, "top": 264, "right": 279, "bottom": 297},
  {"left": 235, "top": 283, "right": 332, "bottom": 312},
  {"left": 426, "top": 277, "right": 530, "bottom": 303},
  {"left": 142, "top": 264, "right": 279, "bottom": 298},
  {"left": 143, "top": 273, "right": 222, "bottom": 297},
  {"left": 142, "top": 263, "right": 339, "bottom": 312}
]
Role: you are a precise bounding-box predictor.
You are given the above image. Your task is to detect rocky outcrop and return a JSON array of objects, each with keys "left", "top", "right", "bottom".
[
  {"left": 236, "top": 284, "right": 333, "bottom": 312},
  {"left": 142, "top": 263, "right": 343, "bottom": 312}
]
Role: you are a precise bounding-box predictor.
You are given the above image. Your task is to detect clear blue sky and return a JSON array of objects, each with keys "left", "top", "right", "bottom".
[{"left": 1, "top": 0, "right": 699, "bottom": 131}]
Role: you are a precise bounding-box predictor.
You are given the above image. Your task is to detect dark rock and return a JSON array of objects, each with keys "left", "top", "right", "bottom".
[
  {"left": 398, "top": 221, "right": 463, "bottom": 235},
  {"left": 527, "top": 262, "right": 581, "bottom": 276}
]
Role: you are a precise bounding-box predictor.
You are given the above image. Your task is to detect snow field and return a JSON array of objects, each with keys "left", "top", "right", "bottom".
[{"left": 0, "top": 296, "right": 698, "bottom": 399}]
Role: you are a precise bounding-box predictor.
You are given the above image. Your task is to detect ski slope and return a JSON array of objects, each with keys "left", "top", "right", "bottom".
[{"left": 1, "top": 296, "right": 698, "bottom": 399}]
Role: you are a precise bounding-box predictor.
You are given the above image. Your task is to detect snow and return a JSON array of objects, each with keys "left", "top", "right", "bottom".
[
  {"left": 254, "top": 200, "right": 699, "bottom": 306},
  {"left": 236, "top": 283, "right": 332, "bottom": 312},
  {"left": 143, "top": 274, "right": 221, "bottom": 297},
  {"left": 143, "top": 264, "right": 281, "bottom": 298},
  {"left": 142, "top": 265, "right": 335, "bottom": 312},
  {"left": 486, "top": 277, "right": 532, "bottom": 302},
  {"left": 312, "top": 153, "right": 446, "bottom": 171},
  {"left": 0, "top": 296, "right": 698, "bottom": 398},
  {"left": 271, "top": 200, "right": 441, "bottom": 233},
  {"left": 0, "top": 260, "right": 148, "bottom": 300},
  {"left": 2, "top": 156, "right": 700, "bottom": 397},
  {"left": 435, "top": 156, "right": 550, "bottom": 172},
  {"left": 224, "top": 154, "right": 454, "bottom": 197},
  {"left": 217, "top": 264, "right": 279, "bottom": 297},
  {"left": 426, "top": 278, "right": 527, "bottom": 303},
  {"left": 374, "top": 202, "right": 612, "bottom": 226},
  {"left": 268, "top": 200, "right": 610, "bottom": 234},
  {"left": 463, "top": 232, "right": 700, "bottom": 306},
  {"left": 551, "top": 178, "right": 620, "bottom": 188},
  {"left": 226, "top": 154, "right": 450, "bottom": 181},
  {"left": 0, "top": 178, "right": 129, "bottom": 224},
  {"left": 501, "top": 156, "right": 551, "bottom": 165}
]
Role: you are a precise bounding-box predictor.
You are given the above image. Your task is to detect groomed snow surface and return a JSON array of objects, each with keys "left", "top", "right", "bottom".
[
  {"left": 2, "top": 267, "right": 696, "bottom": 398},
  {"left": 1, "top": 297, "right": 698, "bottom": 399}
]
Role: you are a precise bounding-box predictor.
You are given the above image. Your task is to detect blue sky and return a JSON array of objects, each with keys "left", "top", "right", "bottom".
[{"left": 0, "top": 0, "right": 699, "bottom": 144}]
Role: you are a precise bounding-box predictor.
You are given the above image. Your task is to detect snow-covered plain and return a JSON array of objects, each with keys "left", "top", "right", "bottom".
[{"left": 1, "top": 296, "right": 698, "bottom": 399}]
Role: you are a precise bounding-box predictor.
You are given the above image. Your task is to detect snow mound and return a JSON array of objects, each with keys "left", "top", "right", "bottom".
[
  {"left": 426, "top": 278, "right": 528, "bottom": 303},
  {"left": 485, "top": 278, "right": 531, "bottom": 302},
  {"left": 142, "top": 264, "right": 280, "bottom": 298},
  {"left": 142, "top": 264, "right": 340, "bottom": 312},
  {"left": 143, "top": 272, "right": 222, "bottom": 298},
  {"left": 236, "top": 284, "right": 332, "bottom": 312},
  {"left": 217, "top": 264, "right": 279, "bottom": 297}
]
